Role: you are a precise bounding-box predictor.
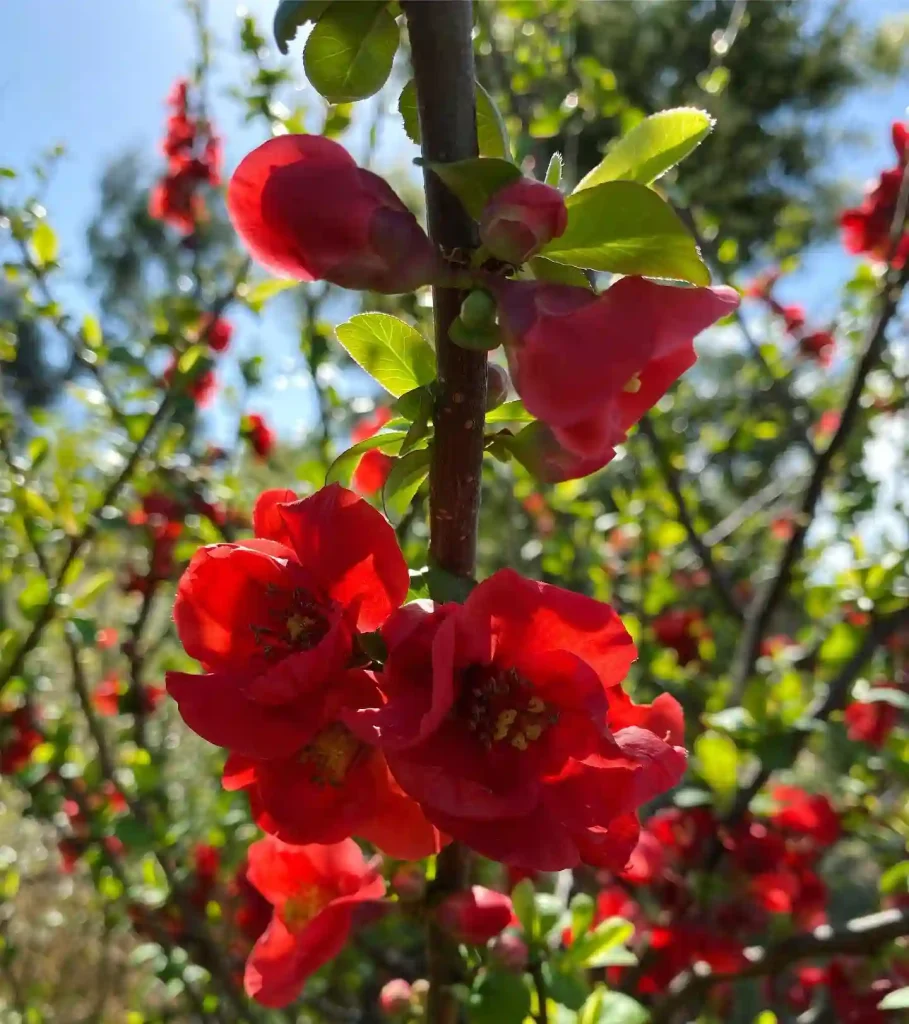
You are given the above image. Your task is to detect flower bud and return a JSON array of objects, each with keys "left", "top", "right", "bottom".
[
  {"left": 488, "top": 932, "right": 528, "bottom": 972},
  {"left": 379, "top": 979, "right": 413, "bottom": 1016},
  {"left": 437, "top": 886, "right": 514, "bottom": 945},
  {"left": 485, "top": 363, "right": 510, "bottom": 411},
  {"left": 459, "top": 289, "right": 497, "bottom": 329},
  {"left": 392, "top": 865, "right": 426, "bottom": 902},
  {"left": 228, "top": 135, "right": 441, "bottom": 294},
  {"left": 480, "top": 179, "right": 568, "bottom": 264}
]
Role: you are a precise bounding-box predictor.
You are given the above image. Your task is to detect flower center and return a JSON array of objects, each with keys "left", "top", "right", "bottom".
[
  {"left": 300, "top": 723, "right": 362, "bottom": 786},
  {"left": 283, "top": 886, "right": 331, "bottom": 932},
  {"left": 458, "top": 664, "right": 557, "bottom": 751},
  {"left": 250, "top": 584, "right": 330, "bottom": 660}
]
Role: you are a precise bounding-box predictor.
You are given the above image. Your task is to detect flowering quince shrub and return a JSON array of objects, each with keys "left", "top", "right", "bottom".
[{"left": 1, "top": 2, "right": 909, "bottom": 1023}]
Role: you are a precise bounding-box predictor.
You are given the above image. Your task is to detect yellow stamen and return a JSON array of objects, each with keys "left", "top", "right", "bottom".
[
  {"left": 510, "top": 732, "right": 529, "bottom": 751},
  {"left": 527, "top": 697, "right": 545, "bottom": 714},
  {"left": 623, "top": 375, "right": 642, "bottom": 393}
]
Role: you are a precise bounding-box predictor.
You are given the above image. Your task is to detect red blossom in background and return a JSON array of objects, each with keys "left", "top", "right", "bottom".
[
  {"left": 845, "top": 694, "right": 899, "bottom": 747},
  {"left": 0, "top": 704, "right": 42, "bottom": 775},
  {"left": 164, "top": 353, "right": 217, "bottom": 407},
  {"left": 245, "top": 413, "right": 276, "bottom": 460},
  {"left": 436, "top": 886, "right": 515, "bottom": 944},
  {"left": 227, "top": 135, "right": 441, "bottom": 294},
  {"left": 493, "top": 276, "right": 738, "bottom": 481},
  {"left": 479, "top": 178, "right": 567, "bottom": 264},
  {"left": 347, "top": 569, "right": 686, "bottom": 870},
  {"left": 841, "top": 120, "right": 909, "bottom": 268},
  {"left": 242, "top": 835, "right": 385, "bottom": 1008},
  {"left": 201, "top": 315, "right": 233, "bottom": 352},
  {"left": 150, "top": 78, "right": 221, "bottom": 235},
  {"left": 652, "top": 608, "right": 707, "bottom": 666},
  {"left": 351, "top": 407, "right": 394, "bottom": 496}
]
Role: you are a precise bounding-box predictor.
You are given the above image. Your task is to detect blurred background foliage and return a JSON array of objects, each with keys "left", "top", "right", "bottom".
[{"left": 0, "top": 0, "right": 907, "bottom": 1021}]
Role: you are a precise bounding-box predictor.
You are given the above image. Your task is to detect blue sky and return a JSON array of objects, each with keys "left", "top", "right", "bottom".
[{"left": 2, "top": 0, "right": 908, "bottom": 448}]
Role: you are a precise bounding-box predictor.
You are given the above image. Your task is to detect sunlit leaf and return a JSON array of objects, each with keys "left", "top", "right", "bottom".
[
  {"left": 304, "top": 1, "right": 398, "bottom": 103},
  {"left": 335, "top": 313, "right": 436, "bottom": 396}
]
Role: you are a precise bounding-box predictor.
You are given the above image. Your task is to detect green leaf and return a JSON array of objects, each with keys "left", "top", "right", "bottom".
[
  {"left": 303, "top": 1, "right": 398, "bottom": 104},
  {"left": 400, "top": 79, "right": 511, "bottom": 160},
  {"left": 30, "top": 221, "right": 58, "bottom": 267},
  {"left": 545, "top": 152, "right": 563, "bottom": 187},
  {"left": 485, "top": 399, "right": 534, "bottom": 425},
  {"left": 475, "top": 80, "right": 511, "bottom": 160},
  {"left": 541, "top": 180, "right": 710, "bottom": 284},
  {"left": 72, "top": 570, "right": 115, "bottom": 609},
  {"left": 398, "top": 80, "right": 420, "bottom": 145},
  {"left": 580, "top": 990, "right": 649, "bottom": 1024},
  {"left": 392, "top": 385, "right": 432, "bottom": 422},
  {"left": 575, "top": 107, "right": 714, "bottom": 191},
  {"left": 427, "top": 158, "right": 522, "bottom": 219},
  {"left": 23, "top": 488, "right": 54, "bottom": 522},
  {"left": 879, "top": 986, "right": 909, "bottom": 1010},
  {"left": 562, "top": 917, "right": 633, "bottom": 969},
  {"left": 427, "top": 565, "right": 477, "bottom": 605},
  {"left": 528, "top": 256, "right": 592, "bottom": 289},
  {"left": 382, "top": 447, "right": 431, "bottom": 523},
  {"left": 568, "top": 892, "right": 595, "bottom": 942},
  {"left": 335, "top": 313, "right": 436, "bottom": 396},
  {"left": 82, "top": 314, "right": 103, "bottom": 349},
  {"left": 325, "top": 430, "right": 407, "bottom": 486},
  {"left": 18, "top": 576, "right": 49, "bottom": 619},
  {"left": 880, "top": 860, "right": 909, "bottom": 895},
  {"left": 468, "top": 970, "right": 531, "bottom": 1024},
  {"left": 69, "top": 617, "right": 98, "bottom": 646},
  {"left": 273, "top": 0, "right": 333, "bottom": 54},
  {"left": 399, "top": 392, "right": 432, "bottom": 455},
  {"left": 511, "top": 876, "right": 532, "bottom": 937},
  {"left": 245, "top": 278, "right": 298, "bottom": 313},
  {"left": 695, "top": 730, "right": 739, "bottom": 810}
]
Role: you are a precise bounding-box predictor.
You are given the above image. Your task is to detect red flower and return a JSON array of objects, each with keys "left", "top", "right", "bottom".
[
  {"left": 164, "top": 354, "right": 217, "bottom": 407},
  {"left": 493, "top": 277, "right": 738, "bottom": 481},
  {"left": 201, "top": 315, "right": 233, "bottom": 353},
  {"left": 149, "top": 168, "right": 208, "bottom": 234},
  {"left": 800, "top": 329, "right": 835, "bottom": 365},
  {"left": 776, "top": 302, "right": 806, "bottom": 334},
  {"left": 227, "top": 135, "right": 441, "bottom": 294},
  {"left": 742, "top": 268, "right": 780, "bottom": 299},
  {"left": 351, "top": 407, "right": 394, "bottom": 496},
  {"left": 230, "top": 858, "right": 273, "bottom": 946},
  {"left": 190, "top": 843, "right": 221, "bottom": 909},
  {"left": 639, "top": 923, "right": 745, "bottom": 995},
  {"left": 96, "top": 627, "right": 118, "bottom": 650},
  {"left": 845, "top": 695, "right": 899, "bottom": 748},
  {"left": 245, "top": 413, "right": 276, "bottom": 460},
  {"left": 93, "top": 674, "right": 122, "bottom": 717},
  {"left": 167, "top": 486, "right": 442, "bottom": 854},
  {"left": 841, "top": 166, "right": 909, "bottom": 268},
  {"left": 647, "top": 806, "right": 717, "bottom": 869},
  {"left": 770, "top": 785, "right": 840, "bottom": 847},
  {"left": 243, "top": 835, "right": 385, "bottom": 1008},
  {"left": 348, "top": 570, "right": 685, "bottom": 870},
  {"left": 620, "top": 828, "right": 665, "bottom": 884},
  {"left": 652, "top": 608, "right": 706, "bottom": 666},
  {"left": 436, "top": 886, "right": 515, "bottom": 944},
  {"left": 0, "top": 705, "right": 42, "bottom": 774},
  {"left": 479, "top": 179, "right": 567, "bottom": 264}
]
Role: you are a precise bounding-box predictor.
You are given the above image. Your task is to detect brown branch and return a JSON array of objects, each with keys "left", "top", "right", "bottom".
[
  {"left": 729, "top": 165, "right": 909, "bottom": 702},
  {"left": 650, "top": 906, "right": 909, "bottom": 1024},
  {"left": 404, "top": 3, "right": 481, "bottom": 1022},
  {"left": 639, "top": 416, "right": 742, "bottom": 619},
  {"left": 531, "top": 960, "right": 549, "bottom": 1024}
]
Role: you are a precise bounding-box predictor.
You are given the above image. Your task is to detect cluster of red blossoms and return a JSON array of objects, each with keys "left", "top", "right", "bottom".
[
  {"left": 166, "top": 484, "right": 687, "bottom": 1003},
  {"left": 226, "top": 134, "right": 739, "bottom": 483},
  {"left": 150, "top": 79, "right": 222, "bottom": 235},
  {"left": 0, "top": 703, "right": 41, "bottom": 775},
  {"left": 743, "top": 269, "right": 835, "bottom": 366},
  {"left": 573, "top": 788, "right": 898, "bottom": 1011},
  {"left": 841, "top": 120, "right": 909, "bottom": 268}
]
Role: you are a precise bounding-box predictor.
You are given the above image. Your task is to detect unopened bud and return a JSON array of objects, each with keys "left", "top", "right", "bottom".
[
  {"left": 379, "top": 979, "right": 412, "bottom": 1016},
  {"left": 459, "top": 289, "right": 497, "bottom": 328},
  {"left": 488, "top": 932, "right": 529, "bottom": 972},
  {"left": 480, "top": 179, "right": 567, "bottom": 265}
]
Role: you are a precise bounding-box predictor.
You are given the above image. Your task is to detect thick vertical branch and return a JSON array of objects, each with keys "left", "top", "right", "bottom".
[
  {"left": 404, "top": 3, "right": 481, "bottom": 1022},
  {"left": 406, "top": 0, "right": 486, "bottom": 578}
]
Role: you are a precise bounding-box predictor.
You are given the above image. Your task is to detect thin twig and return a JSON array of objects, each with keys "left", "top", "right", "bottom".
[{"left": 639, "top": 416, "right": 742, "bottom": 619}]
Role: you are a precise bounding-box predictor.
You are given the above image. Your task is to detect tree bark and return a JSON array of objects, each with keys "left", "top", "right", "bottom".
[{"left": 404, "top": 3, "right": 481, "bottom": 1021}]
